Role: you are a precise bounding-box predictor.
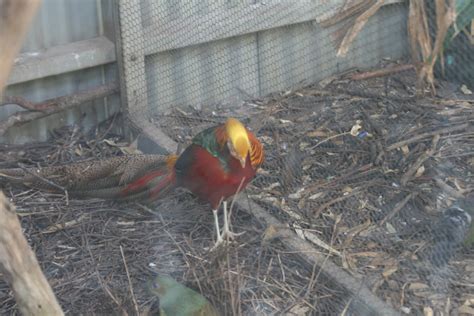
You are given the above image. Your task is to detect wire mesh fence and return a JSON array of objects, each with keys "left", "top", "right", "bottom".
[
  {"left": 114, "top": 1, "right": 474, "bottom": 314},
  {"left": 0, "top": 0, "right": 473, "bottom": 315}
]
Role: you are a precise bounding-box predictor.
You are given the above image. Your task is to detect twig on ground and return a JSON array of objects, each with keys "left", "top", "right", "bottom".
[
  {"left": 379, "top": 192, "right": 418, "bottom": 226},
  {"left": 400, "top": 135, "right": 440, "bottom": 185},
  {"left": 434, "top": 178, "right": 465, "bottom": 199},
  {"left": 387, "top": 123, "right": 469, "bottom": 151},
  {"left": 350, "top": 64, "right": 415, "bottom": 81},
  {"left": 120, "top": 245, "right": 140, "bottom": 316}
]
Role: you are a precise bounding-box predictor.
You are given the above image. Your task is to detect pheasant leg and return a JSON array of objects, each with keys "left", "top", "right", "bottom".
[
  {"left": 212, "top": 209, "right": 224, "bottom": 246},
  {"left": 221, "top": 201, "right": 244, "bottom": 240}
]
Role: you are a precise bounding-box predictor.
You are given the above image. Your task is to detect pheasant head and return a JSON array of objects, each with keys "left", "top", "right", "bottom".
[{"left": 224, "top": 118, "right": 252, "bottom": 168}]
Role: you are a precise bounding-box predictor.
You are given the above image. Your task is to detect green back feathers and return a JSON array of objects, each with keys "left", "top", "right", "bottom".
[
  {"left": 192, "top": 125, "right": 230, "bottom": 170},
  {"left": 192, "top": 126, "right": 223, "bottom": 158}
]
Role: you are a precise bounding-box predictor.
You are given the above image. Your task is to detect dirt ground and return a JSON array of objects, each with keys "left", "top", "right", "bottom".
[{"left": 1, "top": 64, "right": 473, "bottom": 315}]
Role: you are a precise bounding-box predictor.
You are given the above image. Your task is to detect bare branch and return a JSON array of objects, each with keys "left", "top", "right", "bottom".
[{"left": 0, "top": 82, "right": 118, "bottom": 135}]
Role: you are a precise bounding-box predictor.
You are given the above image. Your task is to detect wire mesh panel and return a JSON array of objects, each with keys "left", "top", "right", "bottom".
[{"left": 112, "top": 0, "right": 473, "bottom": 315}]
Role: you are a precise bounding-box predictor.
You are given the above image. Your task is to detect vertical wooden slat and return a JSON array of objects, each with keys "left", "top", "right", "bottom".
[
  {"left": 0, "top": 0, "right": 41, "bottom": 96},
  {"left": 115, "top": 0, "right": 177, "bottom": 153}
]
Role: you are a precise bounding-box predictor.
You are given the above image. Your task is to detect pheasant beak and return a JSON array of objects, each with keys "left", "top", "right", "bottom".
[
  {"left": 228, "top": 141, "right": 248, "bottom": 168},
  {"left": 239, "top": 156, "right": 246, "bottom": 168}
]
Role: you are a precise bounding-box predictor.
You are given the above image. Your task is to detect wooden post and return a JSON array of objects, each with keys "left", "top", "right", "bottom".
[
  {"left": 0, "top": 192, "right": 64, "bottom": 315},
  {"left": 0, "top": 1, "right": 64, "bottom": 315}
]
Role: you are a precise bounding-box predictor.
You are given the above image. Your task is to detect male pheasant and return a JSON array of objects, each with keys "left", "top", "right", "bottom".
[{"left": 174, "top": 117, "right": 264, "bottom": 247}]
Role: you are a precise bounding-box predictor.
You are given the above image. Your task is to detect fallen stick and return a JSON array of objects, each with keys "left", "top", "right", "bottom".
[
  {"left": 0, "top": 82, "right": 118, "bottom": 135},
  {"left": 350, "top": 64, "right": 415, "bottom": 81},
  {"left": 400, "top": 135, "right": 440, "bottom": 186},
  {"left": 1, "top": 95, "right": 58, "bottom": 112},
  {"left": 0, "top": 191, "right": 64, "bottom": 315},
  {"left": 434, "top": 178, "right": 465, "bottom": 199},
  {"left": 386, "top": 123, "right": 469, "bottom": 151},
  {"left": 379, "top": 192, "right": 417, "bottom": 226}
]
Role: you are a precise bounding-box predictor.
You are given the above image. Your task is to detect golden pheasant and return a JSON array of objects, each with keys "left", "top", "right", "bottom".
[
  {"left": 0, "top": 154, "right": 178, "bottom": 202},
  {"left": 174, "top": 117, "right": 264, "bottom": 246}
]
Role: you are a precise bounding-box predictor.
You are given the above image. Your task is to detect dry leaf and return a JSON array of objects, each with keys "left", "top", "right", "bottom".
[
  {"left": 370, "top": 256, "right": 397, "bottom": 268},
  {"left": 309, "top": 192, "right": 324, "bottom": 200},
  {"left": 304, "top": 231, "right": 341, "bottom": 257},
  {"left": 350, "top": 251, "right": 381, "bottom": 258},
  {"left": 263, "top": 182, "right": 280, "bottom": 191},
  {"left": 103, "top": 138, "right": 119, "bottom": 146},
  {"left": 306, "top": 130, "right": 328, "bottom": 138},
  {"left": 401, "top": 145, "right": 410, "bottom": 155},
  {"left": 333, "top": 139, "right": 345, "bottom": 146},
  {"left": 341, "top": 251, "right": 358, "bottom": 271},
  {"left": 343, "top": 219, "right": 371, "bottom": 247},
  {"left": 74, "top": 147, "right": 83, "bottom": 156},
  {"left": 468, "top": 157, "right": 474, "bottom": 166},
  {"left": 288, "top": 303, "right": 310, "bottom": 315},
  {"left": 385, "top": 222, "right": 397, "bottom": 234},
  {"left": 423, "top": 306, "right": 433, "bottom": 316},
  {"left": 366, "top": 242, "right": 379, "bottom": 249},
  {"left": 103, "top": 138, "right": 142, "bottom": 155},
  {"left": 409, "top": 282, "right": 429, "bottom": 291},
  {"left": 262, "top": 225, "right": 280, "bottom": 243},
  {"left": 350, "top": 121, "right": 362, "bottom": 136},
  {"left": 382, "top": 265, "right": 398, "bottom": 278},
  {"left": 410, "top": 282, "right": 431, "bottom": 298},
  {"left": 458, "top": 305, "right": 474, "bottom": 315},
  {"left": 43, "top": 214, "right": 87, "bottom": 234},
  {"left": 461, "top": 84, "right": 473, "bottom": 95},
  {"left": 259, "top": 135, "right": 274, "bottom": 145},
  {"left": 293, "top": 223, "right": 305, "bottom": 240},
  {"left": 299, "top": 142, "right": 310, "bottom": 150},
  {"left": 117, "top": 221, "right": 135, "bottom": 226},
  {"left": 288, "top": 188, "right": 305, "bottom": 199},
  {"left": 257, "top": 168, "right": 270, "bottom": 175},
  {"left": 415, "top": 165, "right": 425, "bottom": 177},
  {"left": 342, "top": 186, "right": 353, "bottom": 193}
]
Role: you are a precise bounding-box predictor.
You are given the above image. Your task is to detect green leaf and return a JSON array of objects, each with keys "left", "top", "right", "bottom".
[
  {"left": 444, "top": 0, "right": 474, "bottom": 49},
  {"left": 148, "top": 275, "right": 219, "bottom": 316}
]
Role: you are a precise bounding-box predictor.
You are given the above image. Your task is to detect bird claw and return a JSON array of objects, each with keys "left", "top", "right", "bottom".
[
  {"left": 221, "top": 229, "right": 245, "bottom": 241},
  {"left": 209, "top": 231, "right": 245, "bottom": 252},
  {"left": 210, "top": 236, "right": 226, "bottom": 252},
  {"left": 209, "top": 202, "right": 245, "bottom": 252}
]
